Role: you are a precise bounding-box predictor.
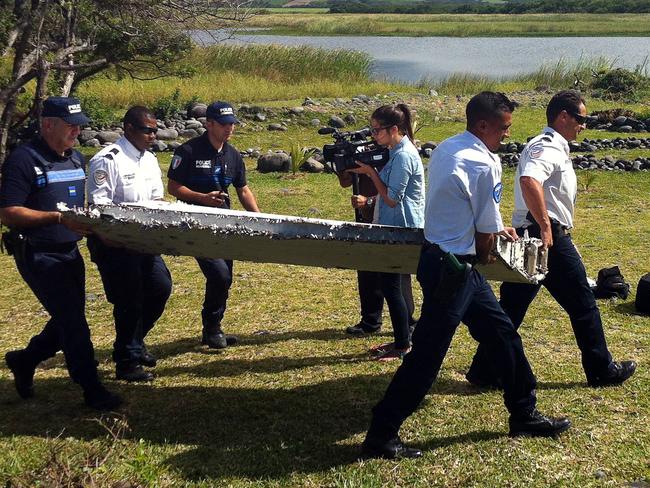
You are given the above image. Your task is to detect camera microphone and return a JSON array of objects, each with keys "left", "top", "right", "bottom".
[{"left": 317, "top": 127, "right": 336, "bottom": 135}]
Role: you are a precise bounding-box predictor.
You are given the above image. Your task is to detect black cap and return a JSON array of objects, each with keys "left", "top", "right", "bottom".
[
  {"left": 41, "top": 96, "right": 90, "bottom": 125},
  {"left": 206, "top": 101, "right": 239, "bottom": 124}
]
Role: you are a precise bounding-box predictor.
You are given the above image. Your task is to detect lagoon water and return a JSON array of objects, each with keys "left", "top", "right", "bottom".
[{"left": 192, "top": 31, "right": 650, "bottom": 82}]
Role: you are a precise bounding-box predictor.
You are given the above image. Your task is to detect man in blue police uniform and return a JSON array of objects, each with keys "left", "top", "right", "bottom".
[
  {"left": 1, "top": 96, "right": 122, "bottom": 410},
  {"left": 87, "top": 106, "right": 172, "bottom": 382},
  {"left": 466, "top": 90, "right": 636, "bottom": 389},
  {"left": 168, "top": 101, "right": 260, "bottom": 349},
  {"left": 361, "top": 92, "right": 570, "bottom": 460}
]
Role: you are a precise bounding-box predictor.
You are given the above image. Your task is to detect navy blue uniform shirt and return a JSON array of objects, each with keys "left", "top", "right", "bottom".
[
  {"left": 168, "top": 133, "right": 246, "bottom": 209},
  {"left": 0, "top": 138, "right": 85, "bottom": 245}
]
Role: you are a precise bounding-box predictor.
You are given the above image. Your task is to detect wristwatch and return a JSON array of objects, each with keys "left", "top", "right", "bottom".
[{"left": 366, "top": 196, "right": 375, "bottom": 207}]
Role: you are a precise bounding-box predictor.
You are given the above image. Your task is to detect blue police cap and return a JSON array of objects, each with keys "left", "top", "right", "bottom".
[
  {"left": 41, "top": 96, "right": 90, "bottom": 125},
  {"left": 206, "top": 101, "right": 239, "bottom": 124}
]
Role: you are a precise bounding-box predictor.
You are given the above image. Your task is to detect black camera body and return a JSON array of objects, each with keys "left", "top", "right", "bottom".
[{"left": 319, "top": 127, "right": 389, "bottom": 174}]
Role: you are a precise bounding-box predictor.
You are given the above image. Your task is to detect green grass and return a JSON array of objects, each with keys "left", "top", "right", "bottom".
[
  {"left": 242, "top": 12, "right": 650, "bottom": 37},
  {"left": 1, "top": 160, "right": 648, "bottom": 486}
]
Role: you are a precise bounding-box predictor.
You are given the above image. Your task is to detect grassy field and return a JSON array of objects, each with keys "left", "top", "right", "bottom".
[
  {"left": 242, "top": 12, "right": 650, "bottom": 37},
  {"left": 0, "top": 155, "right": 648, "bottom": 486}
]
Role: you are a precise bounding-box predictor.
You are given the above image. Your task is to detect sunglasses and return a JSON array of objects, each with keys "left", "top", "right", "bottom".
[
  {"left": 135, "top": 125, "right": 158, "bottom": 134},
  {"left": 567, "top": 111, "right": 587, "bottom": 124},
  {"left": 369, "top": 125, "right": 393, "bottom": 135}
]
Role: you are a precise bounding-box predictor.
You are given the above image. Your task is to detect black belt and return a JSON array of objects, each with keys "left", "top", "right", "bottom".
[
  {"left": 28, "top": 241, "right": 78, "bottom": 253},
  {"left": 422, "top": 241, "right": 478, "bottom": 265}
]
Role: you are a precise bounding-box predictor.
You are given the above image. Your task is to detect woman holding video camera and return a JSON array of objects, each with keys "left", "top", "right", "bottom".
[{"left": 347, "top": 103, "right": 425, "bottom": 360}]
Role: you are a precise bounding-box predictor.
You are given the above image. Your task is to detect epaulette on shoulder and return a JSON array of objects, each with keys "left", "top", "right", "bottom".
[
  {"left": 541, "top": 131, "right": 554, "bottom": 142},
  {"left": 104, "top": 146, "right": 120, "bottom": 160}
]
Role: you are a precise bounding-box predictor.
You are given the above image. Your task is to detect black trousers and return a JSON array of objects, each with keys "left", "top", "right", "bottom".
[
  {"left": 14, "top": 243, "right": 99, "bottom": 388},
  {"left": 357, "top": 271, "right": 415, "bottom": 329},
  {"left": 367, "top": 244, "right": 537, "bottom": 440},
  {"left": 196, "top": 257, "right": 233, "bottom": 330},
  {"left": 467, "top": 228, "right": 613, "bottom": 384},
  {"left": 88, "top": 237, "right": 172, "bottom": 365}
]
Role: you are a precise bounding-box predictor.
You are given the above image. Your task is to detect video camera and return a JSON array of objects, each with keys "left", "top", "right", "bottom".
[{"left": 319, "top": 126, "right": 389, "bottom": 174}]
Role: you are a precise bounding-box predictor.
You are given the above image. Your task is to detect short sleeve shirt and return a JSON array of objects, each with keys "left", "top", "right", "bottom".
[
  {"left": 167, "top": 134, "right": 246, "bottom": 209},
  {"left": 87, "top": 136, "right": 164, "bottom": 204},
  {"left": 512, "top": 126, "right": 576, "bottom": 229},
  {"left": 424, "top": 131, "right": 505, "bottom": 255}
]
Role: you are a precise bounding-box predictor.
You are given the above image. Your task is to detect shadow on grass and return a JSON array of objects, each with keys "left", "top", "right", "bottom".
[
  {"left": 614, "top": 301, "right": 648, "bottom": 317},
  {"left": 0, "top": 370, "right": 505, "bottom": 481}
]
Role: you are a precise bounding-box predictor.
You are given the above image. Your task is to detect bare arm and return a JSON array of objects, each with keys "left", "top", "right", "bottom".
[
  {"left": 236, "top": 185, "right": 260, "bottom": 212},
  {"left": 475, "top": 231, "right": 496, "bottom": 265},
  {"left": 0, "top": 206, "right": 91, "bottom": 236},
  {"left": 167, "top": 179, "right": 226, "bottom": 207},
  {"left": 347, "top": 162, "right": 397, "bottom": 208},
  {"left": 520, "top": 176, "right": 553, "bottom": 249}
]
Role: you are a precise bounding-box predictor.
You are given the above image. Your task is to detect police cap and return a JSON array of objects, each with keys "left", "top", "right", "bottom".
[{"left": 42, "top": 96, "right": 90, "bottom": 126}]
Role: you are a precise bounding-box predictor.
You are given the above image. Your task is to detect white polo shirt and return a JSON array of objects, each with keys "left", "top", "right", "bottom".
[
  {"left": 512, "top": 126, "right": 576, "bottom": 229},
  {"left": 87, "top": 136, "right": 164, "bottom": 205},
  {"left": 425, "top": 131, "right": 505, "bottom": 255}
]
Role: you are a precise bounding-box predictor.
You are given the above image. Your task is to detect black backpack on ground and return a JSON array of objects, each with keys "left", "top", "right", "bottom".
[
  {"left": 593, "top": 266, "right": 630, "bottom": 300},
  {"left": 635, "top": 273, "right": 650, "bottom": 315}
]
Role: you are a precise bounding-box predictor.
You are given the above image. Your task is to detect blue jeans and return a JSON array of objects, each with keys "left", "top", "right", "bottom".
[
  {"left": 367, "top": 243, "right": 537, "bottom": 440},
  {"left": 15, "top": 243, "right": 99, "bottom": 388}
]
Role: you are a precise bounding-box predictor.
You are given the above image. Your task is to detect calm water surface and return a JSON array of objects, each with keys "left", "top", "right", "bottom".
[{"left": 192, "top": 31, "right": 650, "bottom": 82}]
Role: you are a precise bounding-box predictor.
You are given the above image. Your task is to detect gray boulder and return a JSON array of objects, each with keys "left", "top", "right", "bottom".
[
  {"left": 328, "top": 116, "right": 345, "bottom": 128},
  {"left": 257, "top": 152, "right": 290, "bottom": 173},
  {"left": 289, "top": 107, "right": 304, "bottom": 115},
  {"left": 267, "top": 123, "right": 286, "bottom": 131},
  {"left": 185, "top": 120, "right": 203, "bottom": 130},
  {"left": 254, "top": 113, "right": 266, "bottom": 122},
  {"left": 151, "top": 140, "right": 167, "bottom": 152},
  {"left": 168, "top": 141, "right": 181, "bottom": 151},
  {"left": 301, "top": 157, "right": 325, "bottom": 173},
  {"left": 79, "top": 129, "right": 99, "bottom": 143},
  {"left": 613, "top": 116, "right": 628, "bottom": 126},
  {"left": 310, "top": 118, "right": 321, "bottom": 126},
  {"left": 190, "top": 104, "right": 208, "bottom": 118},
  {"left": 156, "top": 128, "right": 179, "bottom": 140},
  {"left": 82, "top": 138, "right": 101, "bottom": 148},
  {"left": 344, "top": 114, "right": 357, "bottom": 125},
  {"left": 97, "top": 131, "right": 121, "bottom": 144},
  {"left": 180, "top": 129, "right": 199, "bottom": 139}
]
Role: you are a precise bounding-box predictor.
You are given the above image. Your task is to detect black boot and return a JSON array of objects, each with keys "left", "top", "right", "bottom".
[
  {"left": 5, "top": 350, "right": 36, "bottom": 399},
  {"left": 587, "top": 360, "right": 636, "bottom": 387},
  {"left": 509, "top": 409, "right": 571, "bottom": 438},
  {"left": 116, "top": 361, "right": 154, "bottom": 382},
  {"left": 201, "top": 327, "right": 238, "bottom": 349},
  {"left": 139, "top": 344, "right": 157, "bottom": 368},
  {"left": 83, "top": 383, "right": 123, "bottom": 411},
  {"left": 361, "top": 435, "right": 422, "bottom": 459}
]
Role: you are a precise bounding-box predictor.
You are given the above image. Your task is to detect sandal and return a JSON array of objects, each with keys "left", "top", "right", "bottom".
[
  {"left": 370, "top": 342, "right": 395, "bottom": 355},
  {"left": 374, "top": 346, "right": 410, "bottom": 362}
]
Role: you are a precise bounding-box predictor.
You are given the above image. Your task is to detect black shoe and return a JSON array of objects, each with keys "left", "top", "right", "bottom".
[
  {"left": 360, "top": 435, "right": 423, "bottom": 460},
  {"left": 345, "top": 322, "right": 381, "bottom": 336},
  {"left": 509, "top": 409, "right": 571, "bottom": 438},
  {"left": 116, "top": 363, "right": 154, "bottom": 382},
  {"left": 465, "top": 370, "right": 503, "bottom": 390},
  {"left": 139, "top": 345, "right": 157, "bottom": 368},
  {"left": 202, "top": 329, "right": 238, "bottom": 349},
  {"left": 587, "top": 360, "right": 636, "bottom": 387},
  {"left": 84, "top": 384, "right": 123, "bottom": 411},
  {"left": 5, "top": 350, "right": 36, "bottom": 399}
]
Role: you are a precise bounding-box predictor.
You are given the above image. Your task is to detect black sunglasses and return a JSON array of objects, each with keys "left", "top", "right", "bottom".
[
  {"left": 134, "top": 125, "right": 158, "bottom": 134},
  {"left": 567, "top": 111, "right": 587, "bottom": 124},
  {"left": 369, "top": 125, "right": 393, "bottom": 135}
]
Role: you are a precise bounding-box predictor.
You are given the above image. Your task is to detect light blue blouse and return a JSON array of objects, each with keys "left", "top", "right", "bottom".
[{"left": 376, "top": 136, "right": 425, "bottom": 228}]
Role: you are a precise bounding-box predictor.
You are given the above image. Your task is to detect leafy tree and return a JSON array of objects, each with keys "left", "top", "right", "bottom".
[{"left": 0, "top": 0, "right": 253, "bottom": 165}]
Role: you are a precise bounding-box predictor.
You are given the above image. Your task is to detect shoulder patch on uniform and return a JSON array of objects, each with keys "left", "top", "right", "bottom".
[
  {"left": 529, "top": 141, "right": 544, "bottom": 159},
  {"left": 171, "top": 155, "right": 182, "bottom": 170},
  {"left": 493, "top": 182, "right": 503, "bottom": 203},
  {"left": 93, "top": 169, "right": 108, "bottom": 186}
]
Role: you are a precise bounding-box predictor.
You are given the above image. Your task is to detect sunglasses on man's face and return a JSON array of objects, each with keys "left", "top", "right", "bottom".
[
  {"left": 135, "top": 125, "right": 158, "bottom": 135},
  {"left": 568, "top": 111, "right": 587, "bottom": 124}
]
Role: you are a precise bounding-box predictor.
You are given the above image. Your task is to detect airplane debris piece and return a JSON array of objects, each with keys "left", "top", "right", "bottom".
[{"left": 62, "top": 202, "right": 548, "bottom": 283}]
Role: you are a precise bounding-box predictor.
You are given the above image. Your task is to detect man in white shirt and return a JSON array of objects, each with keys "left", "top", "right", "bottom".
[
  {"left": 87, "top": 106, "right": 172, "bottom": 383},
  {"left": 361, "top": 92, "right": 571, "bottom": 460},
  {"left": 467, "top": 90, "right": 636, "bottom": 389}
]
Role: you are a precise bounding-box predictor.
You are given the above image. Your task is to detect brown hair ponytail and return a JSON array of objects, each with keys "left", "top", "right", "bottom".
[{"left": 371, "top": 103, "right": 415, "bottom": 144}]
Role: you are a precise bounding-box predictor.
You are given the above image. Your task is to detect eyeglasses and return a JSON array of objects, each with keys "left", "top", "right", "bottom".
[
  {"left": 135, "top": 126, "right": 158, "bottom": 134},
  {"left": 369, "top": 125, "right": 392, "bottom": 135},
  {"left": 567, "top": 111, "right": 587, "bottom": 124}
]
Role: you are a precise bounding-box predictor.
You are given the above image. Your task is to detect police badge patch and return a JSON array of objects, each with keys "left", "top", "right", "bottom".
[
  {"left": 171, "top": 155, "right": 182, "bottom": 170},
  {"left": 94, "top": 169, "right": 108, "bottom": 186},
  {"left": 493, "top": 182, "right": 503, "bottom": 203},
  {"left": 529, "top": 142, "right": 544, "bottom": 159}
]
